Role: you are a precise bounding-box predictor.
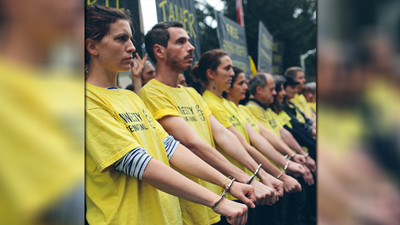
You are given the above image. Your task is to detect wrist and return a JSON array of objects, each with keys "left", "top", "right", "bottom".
[
  {"left": 210, "top": 194, "right": 223, "bottom": 208},
  {"left": 277, "top": 160, "right": 290, "bottom": 179},
  {"left": 246, "top": 163, "right": 262, "bottom": 184}
]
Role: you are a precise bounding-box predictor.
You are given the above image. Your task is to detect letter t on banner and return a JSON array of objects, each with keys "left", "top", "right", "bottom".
[{"left": 236, "top": 0, "right": 244, "bottom": 26}]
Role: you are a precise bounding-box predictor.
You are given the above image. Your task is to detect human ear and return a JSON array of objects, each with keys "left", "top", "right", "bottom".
[
  {"left": 153, "top": 44, "right": 165, "bottom": 60},
  {"left": 256, "top": 85, "right": 264, "bottom": 94},
  {"left": 85, "top": 38, "right": 99, "bottom": 57},
  {"left": 206, "top": 68, "right": 216, "bottom": 81}
]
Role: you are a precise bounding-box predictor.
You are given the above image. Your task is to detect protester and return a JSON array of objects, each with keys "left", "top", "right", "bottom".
[
  {"left": 246, "top": 73, "right": 316, "bottom": 172},
  {"left": 270, "top": 76, "right": 316, "bottom": 159},
  {"left": 141, "top": 61, "right": 157, "bottom": 85},
  {"left": 301, "top": 82, "right": 316, "bottom": 113},
  {"left": 282, "top": 76, "right": 316, "bottom": 137},
  {"left": 284, "top": 67, "right": 316, "bottom": 122},
  {"left": 139, "top": 21, "right": 276, "bottom": 225},
  {"left": 270, "top": 75, "right": 317, "bottom": 225},
  {"left": 193, "top": 49, "right": 305, "bottom": 188},
  {"left": 225, "top": 67, "right": 310, "bottom": 191},
  {"left": 85, "top": 5, "right": 254, "bottom": 225},
  {"left": 178, "top": 72, "right": 188, "bottom": 86},
  {"left": 193, "top": 49, "right": 308, "bottom": 225}
]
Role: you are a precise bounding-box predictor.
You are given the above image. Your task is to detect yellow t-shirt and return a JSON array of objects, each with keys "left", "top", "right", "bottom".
[
  {"left": 202, "top": 90, "right": 253, "bottom": 179},
  {"left": 138, "top": 79, "right": 220, "bottom": 225},
  {"left": 246, "top": 101, "right": 283, "bottom": 136},
  {"left": 238, "top": 105, "right": 260, "bottom": 134},
  {"left": 0, "top": 58, "right": 83, "bottom": 224},
  {"left": 309, "top": 102, "right": 316, "bottom": 113},
  {"left": 238, "top": 105, "right": 284, "bottom": 169},
  {"left": 270, "top": 109, "right": 310, "bottom": 153},
  {"left": 275, "top": 110, "right": 293, "bottom": 128},
  {"left": 291, "top": 93, "right": 312, "bottom": 119},
  {"left": 286, "top": 103, "right": 306, "bottom": 124},
  {"left": 86, "top": 82, "right": 182, "bottom": 225}
]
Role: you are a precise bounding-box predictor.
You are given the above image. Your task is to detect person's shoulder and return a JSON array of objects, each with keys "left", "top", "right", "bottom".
[
  {"left": 246, "top": 102, "right": 260, "bottom": 111},
  {"left": 224, "top": 99, "right": 238, "bottom": 109},
  {"left": 138, "top": 79, "right": 165, "bottom": 97},
  {"left": 184, "top": 86, "right": 200, "bottom": 95},
  {"left": 238, "top": 104, "right": 250, "bottom": 113}
]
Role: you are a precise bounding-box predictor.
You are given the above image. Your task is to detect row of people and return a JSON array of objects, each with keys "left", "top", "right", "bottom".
[{"left": 85, "top": 5, "right": 316, "bottom": 225}]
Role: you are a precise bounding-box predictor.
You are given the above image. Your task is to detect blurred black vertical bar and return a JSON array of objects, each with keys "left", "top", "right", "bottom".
[{"left": 131, "top": 0, "right": 142, "bottom": 56}]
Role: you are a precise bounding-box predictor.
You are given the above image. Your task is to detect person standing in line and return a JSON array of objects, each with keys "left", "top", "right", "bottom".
[{"left": 139, "top": 21, "right": 277, "bottom": 225}]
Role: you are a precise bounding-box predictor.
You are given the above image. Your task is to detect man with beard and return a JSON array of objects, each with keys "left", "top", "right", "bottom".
[{"left": 139, "top": 22, "right": 278, "bottom": 225}]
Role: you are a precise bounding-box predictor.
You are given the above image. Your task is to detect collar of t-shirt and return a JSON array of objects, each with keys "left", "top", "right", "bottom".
[
  {"left": 248, "top": 98, "right": 269, "bottom": 110},
  {"left": 106, "top": 86, "right": 119, "bottom": 90}
]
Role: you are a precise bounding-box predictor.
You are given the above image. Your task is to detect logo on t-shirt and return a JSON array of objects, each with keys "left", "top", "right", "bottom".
[
  {"left": 229, "top": 115, "right": 241, "bottom": 127},
  {"left": 195, "top": 104, "right": 205, "bottom": 121},
  {"left": 118, "top": 112, "right": 149, "bottom": 132},
  {"left": 177, "top": 104, "right": 206, "bottom": 122},
  {"left": 142, "top": 109, "right": 156, "bottom": 129}
]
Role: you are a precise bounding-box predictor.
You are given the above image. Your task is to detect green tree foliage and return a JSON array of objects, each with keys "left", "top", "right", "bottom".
[
  {"left": 194, "top": 1, "right": 221, "bottom": 53},
  {"left": 195, "top": 0, "right": 316, "bottom": 77}
]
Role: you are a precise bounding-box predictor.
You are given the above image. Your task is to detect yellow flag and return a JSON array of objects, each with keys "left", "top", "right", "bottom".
[{"left": 248, "top": 56, "right": 257, "bottom": 77}]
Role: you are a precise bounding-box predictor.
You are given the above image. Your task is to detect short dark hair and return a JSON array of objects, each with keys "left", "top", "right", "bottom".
[
  {"left": 85, "top": 5, "right": 132, "bottom": 65},
  {"left": 248, "top": 73, "right": 268, "bottom": 96},
  {"left": 284, "top": 66, "right": 303, "bottom": 79},
  {"left": 144, "top": 21, "right": 184, "bottom": 63}
]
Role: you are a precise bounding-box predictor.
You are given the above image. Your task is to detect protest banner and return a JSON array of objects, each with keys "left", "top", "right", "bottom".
[{"left": 216, "top": 13, "right": 251, "bottom": 79}]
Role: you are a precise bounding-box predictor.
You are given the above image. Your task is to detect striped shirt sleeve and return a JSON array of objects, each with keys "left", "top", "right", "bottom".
[
  {"left": 162, "top": 135, "right": 179, "bottom": 160},
  {"left": 113, "top": 147, "right": 153, "bottom": 180}
]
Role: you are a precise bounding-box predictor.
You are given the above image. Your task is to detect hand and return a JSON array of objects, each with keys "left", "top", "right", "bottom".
[
  {"left": 305, "top": 155, "right": 316, "bottom": 173},
  {"left": 250, "top": 180, "right": 276, "bottom": 206},
  {"left": 303, "top": 166, "right": 314, "bottom": 186},
  {"left": 258, "top": 173, "right": 282, "bottom": 205},
  {"left": 229, "top": 182, "right": 256, "bottom": 209},
  {"left": 259, "top": 174, "right": 284, "bottom": 198},
  {"left": 131, "top": 53, "right": 148, "bottom": 79},
  {"left": 280, "top": 174, "right": 302, "bottom": 193},
  {"left": 287, "top": 161, "right": 305, "bottom": 177},
  {"left": 212, "top": 198, "right": 248, "bottom": 225},
  {"left": 293, "top": 154, "right": 306, "bottom": 164}
]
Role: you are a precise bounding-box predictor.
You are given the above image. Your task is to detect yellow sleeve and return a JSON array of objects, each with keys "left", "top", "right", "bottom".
[
  {"left": 86, "top": 107, "right": 140, "bottom": 172},
  {"left": 139, "top": 87, "right": 180, "bottom": 120},
  {"left": 207, "top": 102, "right": 232, "bottom": 128},
  {"left": 155, "top": 119, "right": 169, "bottom": 140}
]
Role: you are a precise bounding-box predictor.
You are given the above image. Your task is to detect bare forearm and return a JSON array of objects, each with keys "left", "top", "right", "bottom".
[
  {"left": 259, "top": 124, "right": 295, "bottom": 156},
  {"left": 247, "top": 124, "right": 286, "bottom": 167},
  {"left": 280, "top": 128, "right": 306, "bottom": 154},
  {"left": 158, "top": 116, "right": 250, "bottom": 183},
  {"left": 222, "top": 127, "right": 267, "bottom": 173},
  {"left": 184, "top": 139, "right": 250, "bottom": 182},
  {"left": 142, "top": 158, "right": 217, "bottom": 207},
  {"left": 169, "top": 144, "right": 227, "bottom": 187},
  {"left": 244, "top": 144, "right": 282, "bottom": 178}
]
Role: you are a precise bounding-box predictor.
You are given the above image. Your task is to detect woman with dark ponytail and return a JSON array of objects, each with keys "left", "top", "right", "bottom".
[{"left": 198, "top": 49, "right": 310, "bottom": 225}]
